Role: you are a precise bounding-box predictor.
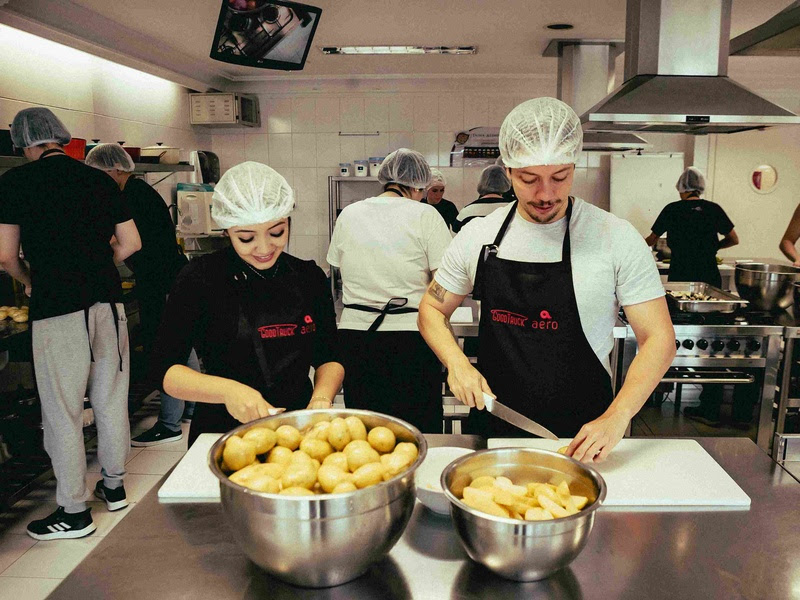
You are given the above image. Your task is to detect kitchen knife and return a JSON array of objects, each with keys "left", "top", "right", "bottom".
[{"left": 483, "top": 393, "right": 558, "bottom": 440}]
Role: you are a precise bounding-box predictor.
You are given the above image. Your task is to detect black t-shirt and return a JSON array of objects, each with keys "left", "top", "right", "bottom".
[
  {"left": 122, "top": 177, "right": 187, "bottom": 294},
  {"left": 651, "top": 199, "right": 734, "bottom": 262},
  {"left": 149, "top": 249, "right": 339, "bottom": 438},
  {"left": 0, "top": 154, "right": 130, "bottom": 321},
  {"left": 422, "top": 197, "right": 459, "bottom": 231}
]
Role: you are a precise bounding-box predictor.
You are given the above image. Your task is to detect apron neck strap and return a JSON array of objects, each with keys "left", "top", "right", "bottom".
[
  {"left": 492, "top": 198, "right": 575, "bottom": 263},
  {"left": 39, "top": 148, "right": 66, "bottom": 159}
]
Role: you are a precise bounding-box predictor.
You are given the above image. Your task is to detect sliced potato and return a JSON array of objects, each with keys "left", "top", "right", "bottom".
[
  {"left": 525, "top": 507, "right": 554, "bottom": 521},
  {"left": 470, "top": 476, "right": 496, "bottom": 489}
]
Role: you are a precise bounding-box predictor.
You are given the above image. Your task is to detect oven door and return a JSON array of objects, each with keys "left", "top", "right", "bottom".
[{"left": 661, "top": 367, "right": 755, "bottom": 385}]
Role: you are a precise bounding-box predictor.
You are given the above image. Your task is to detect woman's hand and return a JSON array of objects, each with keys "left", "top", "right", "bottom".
[
  {"left": 566, "top": 409, "right": 630, "bottom": 463},
  {"left": 224, "top": 382, "right": 284, "bottom": 423},
  {"left": 306, "top": 396, "right": 333, "bottom": 410}
]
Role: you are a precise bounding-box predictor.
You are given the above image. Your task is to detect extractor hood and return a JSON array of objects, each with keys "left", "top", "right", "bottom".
[
  {"left": 581, "top": 0, "right": 800, "bottom": 134},
  {"left": 544, "top": 39, "right": 649, "bottom": 151},
  {"left": 730, "top": 1, "right": 800, "bottom": 57}
]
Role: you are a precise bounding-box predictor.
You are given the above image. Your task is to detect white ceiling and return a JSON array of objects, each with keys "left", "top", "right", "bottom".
[{"left": 1, "top": 0, "right": 797, "bottom": 86}]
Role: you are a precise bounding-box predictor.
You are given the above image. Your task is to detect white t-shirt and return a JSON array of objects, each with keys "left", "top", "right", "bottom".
[
  {"left": 435, "top": 198, "right": 665, "bottom": 373},
  {"left": 328, "top": 196, "right": 453, "bottom": 331}
]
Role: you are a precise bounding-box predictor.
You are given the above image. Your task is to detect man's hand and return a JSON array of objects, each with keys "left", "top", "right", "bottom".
[
  {"left": 223, "top": 382, "right": 284, "bottom": 423},
  {"left": 447, "top": 357, "right": 493, "bottom": 410},
  {"left": 566, "top": 409, "right": 630, "bottom": 463}
]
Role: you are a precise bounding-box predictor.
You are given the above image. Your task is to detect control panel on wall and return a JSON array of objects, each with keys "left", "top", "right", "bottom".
[{"left": 189, "top": 93, "right": 261, "bottom": 128}]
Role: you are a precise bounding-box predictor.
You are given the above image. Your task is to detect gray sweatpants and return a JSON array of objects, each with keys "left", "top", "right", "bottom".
[{"left": 32, "top": 303, "right": 130, "bottom": 513}]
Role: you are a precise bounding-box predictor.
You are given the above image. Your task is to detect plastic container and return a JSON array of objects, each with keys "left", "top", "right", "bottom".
[
  {"left": 339, "top": 163, "right": 352, "bottom": 177},
  {"left": 369, "top": 157, "right": 384, "bottom": 178},
  {"left": 354, "top": 160, "right": 369, "bottom": 177},
  {"left": 63, "top": 138, "right": 86, "bottom": 160}
]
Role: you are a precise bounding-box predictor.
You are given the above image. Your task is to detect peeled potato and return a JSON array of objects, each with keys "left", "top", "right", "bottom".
[
  {"left": 12, "top": 313, "right": 28, "bottom": 323},
  {"left": 344, "top": 441, "right": 381, "bottom": 472},
  {"left": 276, "top": 425, "right": 302, "bottom": 450},
  {"left": 281, "top": 462, "right": 317, "bottom": 490},
  {"left": 223, "top": 436, "right": 257, "bottom": 472},
  {"left": 394, "top": 442, "right": 419, "bottom": 463},
  {"left": 367, "top": 427, "right": 396, "bottom": 454},
  {"left": 0, "top": 311, "right": 7, "bottom": 320},
  {"left": 332, "top": 481, "right": 358, "bottom": 494},
  {"left": 317, "top": 465, "right": 352, "bottom": 493},
  {"left": 380, "top": 452, "right": 411, "bottom": 479},
  {"left": 249, "top": 462, "right": 285, "bottom": 480},
  {"left": 240, "top": 474, "right": 281, "bottom": 494},
  {"left": 289, "top": 450, "right": 315, "bottom": 466},
  {"left": 305, "top": 421, "right": 331, "bottom": 441},
  {"left": 344, "top": 416, "right": 368, "bottom": 441},
  {"left": 242, "top": 427, "right": 278, "bottom": 454},
  {"left": 352, "top": 462, "right": 386, "bottom": 488},
  {"left": 322, "top": 452, "right": 349, "bottom": 472},
  {"left": 280, "top": 487, "right": 315, "bottom": 496},
  {"left": 300, "top": 437, "right": 333, "bottom": 462},
  {"left": 267, "top": 445, "right": 294, "bottom": 465},
  {"left": 328, "top": 418, "right": 351, "bottom": 451}
]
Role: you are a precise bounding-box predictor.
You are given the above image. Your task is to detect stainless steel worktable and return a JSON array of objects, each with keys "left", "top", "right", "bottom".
[{"left": 51, "top": 436, "right": 800, "bottom": 599}]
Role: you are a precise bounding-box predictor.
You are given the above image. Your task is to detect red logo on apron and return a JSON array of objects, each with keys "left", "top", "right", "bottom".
[
  {"left": 532, "top": 309, "right": 559, "bottom": 330},
  {"left": 304, "top": 314, "right": 313, "bottom": 324},
  {"left": 490, "top": 309, "right": 529, "bottom": 327},
  {"left": 258, "top": 324, "right": 298, "bottom": 339},
  {"left": 301, "top": 315, "right": 316, "bottom": 335}
]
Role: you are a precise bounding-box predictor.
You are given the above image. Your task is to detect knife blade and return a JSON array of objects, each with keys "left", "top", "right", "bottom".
[{"left": 483, "top": 393, "right": 559, "bottom": 440}]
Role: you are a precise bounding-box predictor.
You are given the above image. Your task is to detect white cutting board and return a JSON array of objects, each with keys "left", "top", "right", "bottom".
[
  {"left": 158, "top": 433, "right": 223, "bottom": 503},
  {"left": 488, "top": 438, "right": 750, "bottom": 509}
]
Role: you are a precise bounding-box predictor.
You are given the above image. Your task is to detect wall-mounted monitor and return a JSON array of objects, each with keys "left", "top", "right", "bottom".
[{"left": 210, "top": 0, "right": 321, "bottom": 71}]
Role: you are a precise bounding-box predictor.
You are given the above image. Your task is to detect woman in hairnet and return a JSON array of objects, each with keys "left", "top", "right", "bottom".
[
  {"left": 422, "top": 168, "right": 459, "bottom": 232},
  {"left": 149, "top": 162, "right": 343, "bottom": 446},
  {"left": 453, "top": 164, "right": 512, "bottom": 232},
  {"left": 645, "top": 166, "right": 738, "bottom": 288},
  {"left": 85, "top": 143, "right": 196, "bottom": 446},
  {"left": 327, "top": 149, "right": 452, "bottom": 432},
  {"left": 419, "top": 98, "right": 674, "bottom": 461}
]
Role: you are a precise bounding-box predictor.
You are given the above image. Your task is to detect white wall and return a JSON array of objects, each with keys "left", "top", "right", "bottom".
[
  {"left": 212, "top": 78, "right": 692, "bottom": 268},
  {"left": 0, "top": 24, "right": 210, "bottom": 200}
]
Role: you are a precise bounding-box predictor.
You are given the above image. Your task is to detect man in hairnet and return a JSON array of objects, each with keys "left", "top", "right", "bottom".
[
  {"left": 645, "top": 167, "right": 740, "bottom": 428},
  {"left": 0, "top": 108, "right": 142, "bottom": 539},
  {"left": 422, "top": 168, "right": 459, "bottom": 232},
  {"left": 419, "top": 98, "right": 675, "bottom": 461},
  {"left": 328, "top": 149, "right": 452, "bottom": 432},
  {"left": 454, "top": 165, "right": 512, "bottom": 232},
  {"left": 645, "top": 167, "right": 738, "bottom": 289},
  {"left": 85, "top": 143, "right": 196, "bottom": 446}
]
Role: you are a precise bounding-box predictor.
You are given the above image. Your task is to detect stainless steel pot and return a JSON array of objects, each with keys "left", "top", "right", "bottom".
[
  {"left": 734, "top": 263, "right": 800, "bottom": 312},
  {"left": 208, "top": 409, "right": 427, "bottom": 588},
  {"left": 441, "top": 448, "right": 606, "bottom": 582}
]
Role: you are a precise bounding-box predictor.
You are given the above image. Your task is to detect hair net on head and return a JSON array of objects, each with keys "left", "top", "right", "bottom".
[
  {"left": 10, "top": 107, "right": 71, "bottom": 149},
  {"left": 676, "top": 166, "right": 706, "bottom": 194},
  {"left": 477, "top": 165, "right": 511, "bottom": 196},
  {"left": 85, "top": 143, "right": 135, "bottom": 173},
  {"left": 499, "top": 98, "right": 583, "bottom": 168},
  {"left": 212, "top": 161, "right": 295, "bottom": 229},
  {"left": 377, "top": 148, "right": 431, "bottom": 189},
  {"left": 427, "top": 168, "right": 446, "bottom": 188}
]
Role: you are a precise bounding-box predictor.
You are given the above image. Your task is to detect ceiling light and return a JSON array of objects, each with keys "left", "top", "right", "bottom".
[
  {"left": 321, "top": 46, "right": 477, "bottom": 55},
  {"left": 547, "top": 23, "right": 574, "bottom": 30}
]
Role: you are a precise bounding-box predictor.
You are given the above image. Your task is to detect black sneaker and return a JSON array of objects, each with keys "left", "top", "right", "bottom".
[
  {"left": 683, "top": 406, "right": 721, "bottom": 427},
  {"left": 131, "top": 422, "right": 183, "bottom": 447},
  {"left": 94, "top": 480, "right": 129, "bottom": 512},
  {"left": 27, "top": 507, "right": 96, "bottom": 541}
]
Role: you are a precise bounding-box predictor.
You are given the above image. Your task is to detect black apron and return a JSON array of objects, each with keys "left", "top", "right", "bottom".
[
  {"left": 465, "top": 200, "right": 613, "bottom": 438},
  {"left": 188, "top": 258, "right": 314, "bottom": 445}
]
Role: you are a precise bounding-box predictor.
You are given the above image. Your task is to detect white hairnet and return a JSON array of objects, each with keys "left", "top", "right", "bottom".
[
  {"left": 427, "top": 168, "right": 446, "bottom": 188},
  {"left": 85, "top": 143, "right": 135, "bottom": 173},
  {"left": 211, "top": 162, "right": 294, "bottom": 229},
  {"left": 10, "top": 107, "right": 71, "bottom": 149},
  {"left": 499, "top": 98, "right": 583, "bottom": 168},
  {"left": 676, "top": 166, "right": 706, "bottom": 194},
  {"left": 477, "top": 165, "right": 511, "bottom": 196},
  {"left": 377, "top": 148, "right": 431, "bottom": 189}
]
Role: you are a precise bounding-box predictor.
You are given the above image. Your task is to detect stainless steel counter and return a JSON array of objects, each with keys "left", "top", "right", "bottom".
[{"left": 51, "top": 436, "right": 800, "bottom": 600}]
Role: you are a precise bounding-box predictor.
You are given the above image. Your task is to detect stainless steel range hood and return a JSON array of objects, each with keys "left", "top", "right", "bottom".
[
  {"left": 730, "top": 1, "right": 800, "bottom": 57},
  {"left": 581, "top": 0, "right": 800, "bottom": 134},
  {"left": 544, "top": 39, "right": 650, "bottom": 151}
]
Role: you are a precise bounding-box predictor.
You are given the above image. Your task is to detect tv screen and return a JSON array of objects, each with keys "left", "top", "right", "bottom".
[{"left": 210, "top": 0, "right": 321, "bottom": 71}]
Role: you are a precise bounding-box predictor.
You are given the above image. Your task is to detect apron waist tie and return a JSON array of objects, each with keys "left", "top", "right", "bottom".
[
  {"left": 83, "top": 303, "right": 123, "bottom": 371},
  {"left": 344, "top": 298, "right": 418, "bottom": 333}
]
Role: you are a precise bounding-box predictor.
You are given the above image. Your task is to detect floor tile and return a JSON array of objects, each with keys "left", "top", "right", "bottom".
[
  {"left": 129, "top": 415, "right": 158, "bottom": 437},
  {"left": 124, "top": 451, "right": 183, "bottom": 475},
  {"left": 85, "top": 501, "right": 133, "bottom": 537},
  {"left": 0, "top": 576, "right": 62, "bottom": 600},
  {"left": 87, "top": 448, "right": 143, "bottom": 472},
  {"left": 1, "top": 536, "right": 101, "bottom": 578},
  {"left": 0, "top": 535, "right": 36, "bottom": 573}
]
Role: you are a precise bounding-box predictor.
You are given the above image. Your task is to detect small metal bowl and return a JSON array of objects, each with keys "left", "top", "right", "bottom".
[
  {"left": 209, "top": 409, "right": 427, "bottom": 588},
  {"left": 441, "top": 448, "right": 606, "bottom": 581}
]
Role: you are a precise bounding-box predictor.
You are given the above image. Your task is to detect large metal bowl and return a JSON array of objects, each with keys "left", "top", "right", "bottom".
[
  {"left": 734, "top": 263, "right": 800, "bottom": 312},
  {"left": 208, "top": 409, "right": 427, "bottom": 588},
  {"left": 441, "top": 448, "right": 606, "bottom": 581}
]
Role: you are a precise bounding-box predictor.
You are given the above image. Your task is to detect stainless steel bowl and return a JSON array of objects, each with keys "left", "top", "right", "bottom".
[
  {"left": 208, "top": 409, "right": 427, "bottom": 588},
  {"left": 734, "top": 263, "right": 800, "bottom": 312},
  {"left": 441, "top": 448, "right": 606, "bottom": 582}
]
